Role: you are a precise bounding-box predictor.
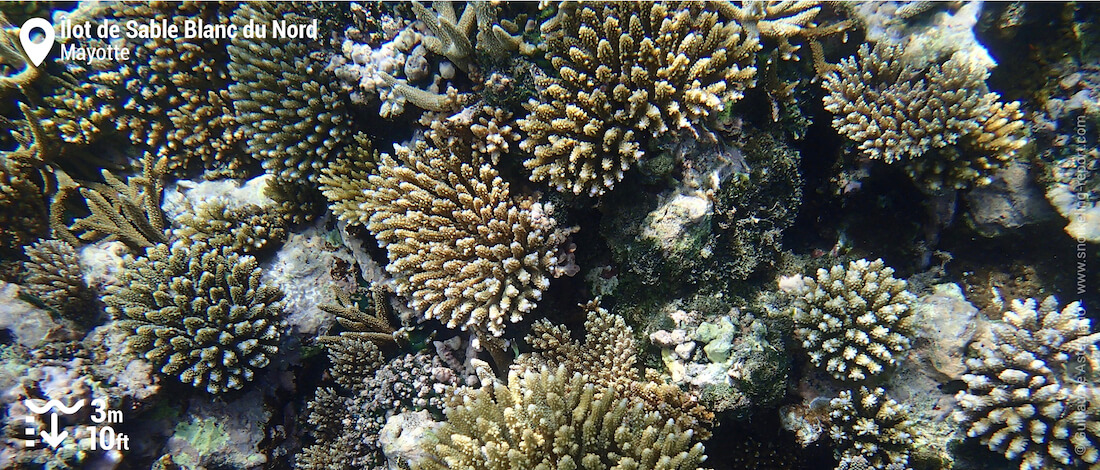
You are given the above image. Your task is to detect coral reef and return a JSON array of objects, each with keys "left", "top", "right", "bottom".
[
  {"left": 829, "top": 386, "right": 914, "bottom": 469},
  {"left": 358, "top": 138, "right": 573, "bottom": 336},
  {"left": 174, "top": 199, "right": 288, "bottom": 255},
  {"left": 954, "top": 297, "right": 1100, "bottom": 469},
  {"left": 21, "top": 238, "right": 97, "bottom": 326},
  {"left": 519, "top": 1, "right": 759, "bottom": 196},
  {"left": 103, "top": 240, "right": 284, "bottom": 394},
  {"left": 57, "top": 166, "right": 168, "bottom": 252},
  {"left": 517, "top": 302, "right": 715, "bottom": 439},
  {"left": 822, "top": 40, "right": 1029, "bottom": 192},
  {"left": 418, "top": 365, "right": 707, "bottom": 470},
  {"left": 781, "top": 259, "right": 916, "bottom": 382}
]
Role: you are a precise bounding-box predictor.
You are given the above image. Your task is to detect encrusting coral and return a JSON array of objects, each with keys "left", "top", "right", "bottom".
[
  {"left": 781, "top": 258, "right": 916, "bottom": 382},
  {"left": 829, "top": 386, "right": 914, "bottom": 469},
  {"left": 103, "top": 240, "right": 284, "bottom": 394},
  {"left": 821, "top": 41, "right": 1029, "bottom": 191},
  {"left": 954, "top": 297, "right": 1100, "bottom": 470},
  {"left": 519, "top": 1, "right": 759, "bottom": 196},
  {"left": 356, "top": 137, "right": 574, "bottom": 336},
  {"left": 418, "top": 364, "right": 707, "bottom": 470},
  {"left": 21, "top": 239, "right": 96, "bottom": 325}
]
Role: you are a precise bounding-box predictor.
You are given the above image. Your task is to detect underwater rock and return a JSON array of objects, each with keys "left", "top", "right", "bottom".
[
  {"left": 909, "top": 283, "right": 983, "bottom": 381},
  {"left": 964, "top": 162, "right": 1057, "bottom": 237},
  {"left": 162, "top": 391, "right": 269, "bottom": 469},
  {"left": 378, "top": 410, "right": 443, "bottom": 470},
  {"left": 0, "top": 282, "right": 73, "bottom": 348},
  {"left": 650, "top": 308, "right": 789, "bottom": 417}
]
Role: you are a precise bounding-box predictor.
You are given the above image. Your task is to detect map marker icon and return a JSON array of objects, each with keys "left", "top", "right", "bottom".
[{"left": 19, "top": 18, "right": 54, "bottom": 67}]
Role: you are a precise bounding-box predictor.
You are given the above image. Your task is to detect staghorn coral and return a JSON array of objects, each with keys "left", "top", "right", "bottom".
[
  {"left": 781, "top": 258, "right": 916, "bottom": 382},
  {"left": 228, "top": 3, "right": 350, "bottom": 184},
  {"left": 954, "top": 297, "right": 1100, "bottom": 470},
  {"left": 57, "top": 167, "right": 168, "bottom": 252},
  {"left": 822, "top": 41, "right": 1029, "bottom": 191},
  {"left": 715, "top": 1, "right": 849, "bottom": 61},
  {"left": 316, "top": 284, "right": 396, "bottom": 389},
  {"left": 21, "top": 239, "right": 97, "bottom": 326},
  {"left": 829, "top": 386, "right": 914, "bottom": 469},
  {"left": 418, "top": 364, "right": 707, "bottom": 470},
  {"left": 519, "top": 1, "right": 759, "bottom": 196},
  {"left": 103, "top": 240, "right": 283, "bottom": 394},
  {"left": 0, "top": 145, "right": 48, "bottom": 255},
  {"left": 359, "top": 138, "right": 573, "bottom": 336}
]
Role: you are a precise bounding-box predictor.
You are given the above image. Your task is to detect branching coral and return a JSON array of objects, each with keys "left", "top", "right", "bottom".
[
  {"left": 782, "top": 258, "right": 915, "bottom": 382},
  {"left": 174, "top": 200, "right": 288, "bottom": 254},
  {"left": 318, "top": 133, "right": 380, "bottom": 225},
  {"left": 103, "top": 240, "right": 284, "bottom": 394},
  {"left": 297, "top": 351, "right": 457, "bottom": 470},
  {"left": 42, "top": 2, "right": 247, "bottom": 175},
  {"left": 21, "top": 239, "right": 96, "bottom": 325},
  {"left": 519, "top": 1, "right": 759, "bottom": 196},
  {"left": 715, "top": 1, "right": 848, "bottom": 61},
  {"left": 419, "top": 365, "right": 707, "bottom": 470},
  {"left": 316, "top": 285, "right": 396, "bottom": 389},
  {"left": 358, "top": 138, "right": 573, "bottom": 336},
  {"left": 57, "top": 168, "right": 168, "bottom": 252},
  {"left": 954, "top": 297, "right": 1100, "bottom": 470},
  {"left": 228, "top": 3, "right": 350, "bottom": 183},
  {"left": 821, "top": 41, "right": 1029, "bottom": 191},
  {"left": 829, "top": 387, "right": 914, "bottom": 469},
  {"left": 517, "top": 302, "right": 714, "bottom": 440}
]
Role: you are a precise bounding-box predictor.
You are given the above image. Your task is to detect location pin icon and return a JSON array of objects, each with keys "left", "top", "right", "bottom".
[{"left": 19, "top": 18, "right": 55, "bottom": 68}]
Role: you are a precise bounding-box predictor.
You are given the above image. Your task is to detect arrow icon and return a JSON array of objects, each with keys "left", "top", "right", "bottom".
[{"left": 40, "top": 413, "right": 67, "bottom": 448}]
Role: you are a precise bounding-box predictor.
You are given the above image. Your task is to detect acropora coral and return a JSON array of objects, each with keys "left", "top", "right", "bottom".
[
  {"left": 782, "top": 258, "right": 916, "bottom": 382},
  {"left": 418, "top": 365, "right": 707, "bottom": 470},
  {"left": 954, "top": 297, "right": 1100, "bottom": 469},
  {"left": 829, "top": 386, "right": 915, "bottom": 469},
  {"left": 519, "top": 1, "right": 759, "bottom": 196},
  {"left": 822, "top": 41, "right": 1029, "bottom": 192},
  {"left": 103, "top": 240, "right": 283, "bottom": 394},
  {"left": 354, "top": 138, "right": 573, "bottom": 336}
]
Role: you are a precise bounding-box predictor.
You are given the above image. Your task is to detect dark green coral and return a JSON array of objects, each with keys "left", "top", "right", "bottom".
[{"left": 104, "top": 240, "right": 283, "bottom": 394}]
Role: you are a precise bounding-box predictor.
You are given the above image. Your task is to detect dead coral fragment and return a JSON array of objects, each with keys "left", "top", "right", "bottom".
[
  {"left": 783, "top": 258, "right": 915, "bottom": 382},
  {"left": 420, "top": 365, "right": 707, "bottom": 470},
  {"left": 954, "top": 297, "right": 1100, "bottom": 470},
  {"left": 519, "top": 1, "right": 759, "bottom": 196},
  {"left": 361, "top": 140, "right": 569, "bottom": 336},
  {"left": 104, "top": 240, "right": 283, "bottom": 394},
  {"left": 822, "top": 42, "right": 1028, "bottom": 191}
]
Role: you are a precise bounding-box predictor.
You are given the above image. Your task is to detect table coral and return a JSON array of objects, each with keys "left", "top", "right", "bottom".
[
  {"left": 954, "top": 297, "right": 1100, "bottom": 470},
  {"left": 358, "top": 138, "right": 573, "bottom": 336},
  {"left": 420, "top": 365, "right": 707, "bottom": 470},
  {"left": 782, "top": 258, "right": 916, "bottom": 382},
  {"left": 519, "top": 1, "right": 759, "bottom": 196},
  {"left": 103, "top": 240, "right": 284, "bottom": 394}
]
